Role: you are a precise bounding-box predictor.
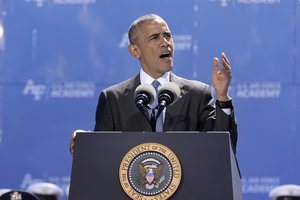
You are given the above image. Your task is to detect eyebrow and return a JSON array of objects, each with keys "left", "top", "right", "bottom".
[
  {"left": 147, "top": 31, "right": 171, "bottom": 40},
  {"left": 147, "top": 33, "right": 159, "bottom": 39}
]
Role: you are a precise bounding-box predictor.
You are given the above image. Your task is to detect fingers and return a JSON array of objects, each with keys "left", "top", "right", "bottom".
[
  {"left": 72, "top": 131, "right": 77, "bottom": 139},
  {"left": 69, "top": 143, "right": 75, "bottom": 155},
  {"left": 69, "top": 129, "right": 89, "bottom": 155},
  {"left": 221, "top": 52, "right": 231, "bottom": 73},
  {"left": 213, "top": 52, "right": 231, "bottom": 71},
  {"left": 212, "top": 57, "right": 219, "bottom": 74},
  {"left": 69, "top": 131, "right": 76, "bottom": 155}
]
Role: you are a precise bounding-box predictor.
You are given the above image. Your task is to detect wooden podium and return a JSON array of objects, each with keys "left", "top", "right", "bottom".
[{"left": 69, "top": 131, "right": 242, "bottom": 200}]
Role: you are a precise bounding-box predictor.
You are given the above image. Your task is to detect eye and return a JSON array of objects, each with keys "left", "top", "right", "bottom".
[
  {"left": 164, "top": 33, "right": 172, "bottom": 39},
  {"left": 149, "top": 35, "right": 159, "bottom": 41}
]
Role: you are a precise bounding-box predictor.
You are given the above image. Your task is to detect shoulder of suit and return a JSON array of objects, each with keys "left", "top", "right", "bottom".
[
  {"left": 103, "top": 75, "right": 138, "bottom": 94},
  {"left": 171, "top": 73, "right": 210, "bottom": 90}
]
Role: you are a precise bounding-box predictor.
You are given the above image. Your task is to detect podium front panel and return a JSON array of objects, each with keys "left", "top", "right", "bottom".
[{"left": 69, "top": 132, "right": 241, "bottom": 200}]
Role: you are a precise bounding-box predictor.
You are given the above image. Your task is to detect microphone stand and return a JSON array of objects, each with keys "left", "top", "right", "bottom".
[
  {"left": 150, "top": 105, "right": 164, "bottom": 132},
  {"left": 137, "top": 103, "right": 157, "bottom": 132},
  {"left": 150, "top": 108, "right": 157, "bottom": 132}
]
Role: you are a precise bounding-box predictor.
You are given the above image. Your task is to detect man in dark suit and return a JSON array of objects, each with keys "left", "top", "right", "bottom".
[{"left": 70, "top": 14, "right": 237, "bottom": 153}]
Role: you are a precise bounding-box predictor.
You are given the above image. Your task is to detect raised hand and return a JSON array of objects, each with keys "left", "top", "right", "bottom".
[{"left": 211, "top": 52, "right": 232, "bottom": 101}]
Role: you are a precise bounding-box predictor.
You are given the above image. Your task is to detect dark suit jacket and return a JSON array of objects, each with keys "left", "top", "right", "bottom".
[{"left": 94, "top": 73, "right": 238, "bottom": 152}]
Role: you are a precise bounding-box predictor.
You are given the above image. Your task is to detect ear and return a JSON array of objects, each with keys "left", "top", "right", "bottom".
[{"left": 128, "top": 44, "right": 140, "bottom": 59}]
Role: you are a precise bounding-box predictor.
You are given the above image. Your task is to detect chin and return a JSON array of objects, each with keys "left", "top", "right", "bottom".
[
  {"left": 167, "top": 65, "right": 173, "bottom": 72},
  {"left": 159, "top": 64, "right": 173, "bottom": 74}
]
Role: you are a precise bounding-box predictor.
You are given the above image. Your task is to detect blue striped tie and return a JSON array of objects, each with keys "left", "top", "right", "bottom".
[{"left": 152, "top": 80, "right": 163, "bottom": 132}]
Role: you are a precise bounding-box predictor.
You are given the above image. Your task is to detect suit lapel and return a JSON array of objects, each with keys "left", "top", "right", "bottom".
[
  {"left": 123, "top": 74, "right": 152, "bottom": 127},
  {"left": 164, "top": 73, "right": 187, "bottom": 130}
]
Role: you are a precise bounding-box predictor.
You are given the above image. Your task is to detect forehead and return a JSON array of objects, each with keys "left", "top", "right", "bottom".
[{"left": 139, "top": 19, "right": 171, "bottom": 36}]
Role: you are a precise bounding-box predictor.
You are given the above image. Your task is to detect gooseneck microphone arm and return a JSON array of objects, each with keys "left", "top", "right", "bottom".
[
  {"left": 134, "top": 82, "right": 181, "bottom": 132},
  {"left": 155, "top": 82, "right": 181, "bottom": 121},
  {"left": 135, "top": 95, "right": 153, "bottom": 122},
  {"left": 134, "top": 84, "right": 156, "bottom": 130},
  {"left": 135, "top": 93, "right": 151, "bottom": 113},
  {"left": 156, "top": 90, "right": 174, "bottom": 120}
]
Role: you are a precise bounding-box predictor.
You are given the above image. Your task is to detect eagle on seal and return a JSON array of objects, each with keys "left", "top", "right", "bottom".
[{"left": 138, "top": 163, "right": 164, "bottom": 189}]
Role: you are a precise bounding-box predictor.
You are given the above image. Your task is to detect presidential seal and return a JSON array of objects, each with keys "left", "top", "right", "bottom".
[{"left": 119, "top": 143, "right": 182, "bottom": 200}]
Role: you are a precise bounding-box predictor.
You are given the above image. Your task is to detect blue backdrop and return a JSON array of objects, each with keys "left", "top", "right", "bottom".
[{"left": 0, "top": 0, "right": 299, "bottom": 199}]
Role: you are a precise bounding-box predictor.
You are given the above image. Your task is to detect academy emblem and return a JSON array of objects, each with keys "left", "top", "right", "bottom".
[{"left": 119, "top": 143, "right": 181, "bottom": 200}]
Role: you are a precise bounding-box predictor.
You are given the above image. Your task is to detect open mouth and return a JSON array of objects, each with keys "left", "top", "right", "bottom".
[{"left": 159, "top": 52, "right": 172, "bottom": 59}]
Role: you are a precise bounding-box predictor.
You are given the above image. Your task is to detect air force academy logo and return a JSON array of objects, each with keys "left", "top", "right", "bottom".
[{"left": 119, "top": 143, "right": 182, "bottom": 200}]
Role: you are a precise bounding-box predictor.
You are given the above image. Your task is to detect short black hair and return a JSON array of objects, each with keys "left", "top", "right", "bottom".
[{"left": 128, "top": 14, "right": 164, "bottom": 44}]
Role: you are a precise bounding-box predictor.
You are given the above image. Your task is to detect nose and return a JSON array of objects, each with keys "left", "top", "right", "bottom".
[{"left": 160, "top": 36, "right": 170, "bottom": 47}]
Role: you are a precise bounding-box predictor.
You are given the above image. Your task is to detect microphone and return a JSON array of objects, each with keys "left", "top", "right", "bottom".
[
  {"left": 156, "top": 82, "right": 181, "bottom": 119},
  {"left": 134, "top": 83, "right": 156, "bottom": 113}
]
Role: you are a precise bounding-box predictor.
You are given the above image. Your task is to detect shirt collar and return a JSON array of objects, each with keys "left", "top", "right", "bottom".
[{"left": 140, "top": 68, "right": 170, "bottom": 86}]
